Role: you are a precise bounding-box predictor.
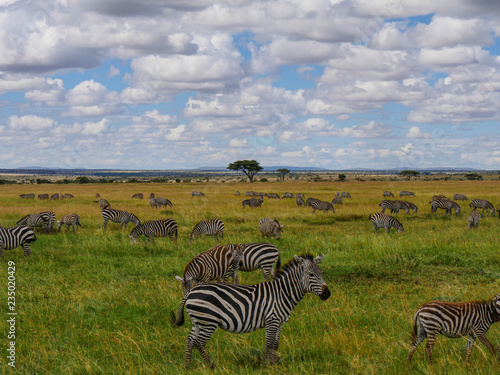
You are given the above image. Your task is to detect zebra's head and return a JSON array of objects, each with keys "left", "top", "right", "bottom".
[
  {"left": 294, "top": 254, "right": 330, "bottom": 301},
  {"left": 492, "top": 293, "right": 500, "bottom": 321}
]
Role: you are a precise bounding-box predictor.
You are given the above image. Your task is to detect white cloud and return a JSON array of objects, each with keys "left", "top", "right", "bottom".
[
  {"left": 8, "top": 115, "right": 54, "bottom": 131},
  {"left": 406, "top": 126, "right": 432, "bottom": 139}
]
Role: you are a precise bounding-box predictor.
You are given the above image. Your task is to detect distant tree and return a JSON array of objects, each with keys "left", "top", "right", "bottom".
[
  {"left": 464, "top": 172, "right": 483, "bottom": 180},
  {"left": 338, "top": 173, "right": 346, "bottom": 182},
  {"left": 75, "top": 176, "right": 92, "bottom": 184},
  {"left": 277, "top": 168, "right": 290, "bottom": 182},
  {"left": 399, "top": 170, "right": 420, "bottom": 180},
  {"left": 227, "top": 160, "right": 263, "bottom": 183}
]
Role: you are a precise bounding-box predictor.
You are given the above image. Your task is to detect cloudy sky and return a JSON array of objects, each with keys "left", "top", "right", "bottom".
[{"left": 1, "top": 0, "right": 500, "bottom": 170}]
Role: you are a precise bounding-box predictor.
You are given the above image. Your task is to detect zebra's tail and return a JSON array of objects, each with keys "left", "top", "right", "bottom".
[
  {"left": 274, "top": 254, "right": 282, "bottom": 277},
  {"left": 171, "top": 293, "right": 189, "bottom": 327},
  {"left": 410, "top": 313, "right": 418, "bottom": 342},
  {"left": 368, "top": 213, "right": 372, "bottom": 220}
]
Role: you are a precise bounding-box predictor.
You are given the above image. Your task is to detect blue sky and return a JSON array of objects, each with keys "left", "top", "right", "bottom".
[{"left": 0, "top": 0, "right": 500, "bottom": 170}]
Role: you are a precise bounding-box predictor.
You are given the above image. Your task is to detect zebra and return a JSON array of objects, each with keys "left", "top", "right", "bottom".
[
  {"left": 19, "top": 193, "right": 35, "bottom": 199},
  {"left": 341, "top": 192, "right": 351, "bottom": 198},
  {"left": 235, "top": 191, "right": 241, "bottom": 196},
  {"left": 57, "top": 213, "right": 81, "bottom": 232},
  {"left": 432, "top": 194, "right": 447, "bottom": 201},
  {"left": 38, "top": 193, "right": 49, "bottom": 200},
  {"left": 171, "top": 254, "right": 330, "bottom": 369},
  {"left": 95, "top": 193, "right": 100, "bottom": 198},
  {"left": 296, "top": 193, "right": 305, "bottom": 200},
  {"left": 149, "top": 196, "right": 157, "bottom": 208},
  {"left": 331, "top": 196, "right": 343, "bottom": 205},
  {"left": 61, "top": 193, "right": 74, "bottom": 199},
  {"left": 469, "top": 199, "right": 495, "bottom": 216},
  {"left": 468, "top": 211, "right": 480, "bottom": 230},
  {"left": 189, "top": 218, "right": 224, "bottom": 242},
  {"left": 101, "top": 208, "right": 140, "bottom": 230},
  {"left": 156, "top": 197, "right": 173, "bottom": 208},
  {"left": 0, "top": 226, "right": 37, "bottom": 258},
  {"left": 242, "top": 196, "right": 263, "bottom": 208},
  {"left": 50, "top": 193, "right": 60, "bottom": 200},
  {"left": 245, "top": 191, "right": 257, "bottom": 196},
  {"left": 400, "top": 190, "right": 415, "bottom": 197},
  {"left": 174, "top": 243, "right": 244, "bottom": 295},
  {"left": 306, "top": 198, "right": 334, "bottom": 213},
  {"left": 430, "top": 198, "right": 461, "bottom": 215},
  {"left": 383, "top": 191, "right": 394, "bottom": 197},
  {"left": 296, "top": 196, "right": 306, "bottom": 206},
  {"left": 17, "top": 211, "right": 55, "bottom": 234},
  {"left": 379, "top": 200, "right": 409, "bottom": 214},
  {"left": 132, "top": 193, "right": 143, "bottom": 199},
  {"left": 407, "top": 293, "right": 500, "bottom": 364},
  {"left": 239, "top": 242, "right": 281, "bottom": 282},
  {"left": 192, "top": 191, "right": 205, "bottom": 197},
  {"left": 282, "top": 192, "right": 294, "bottom": 199},
  {"left": 129, "top": 219, "right": 178, "bottom": 243},
  {"left": 400, "top": 201, "right": 418, "bottom": 213},
  {"left": 454, "top": 193, "right": 469, "bottom": 201},
  {"left": 259, "top": 218, "right": 284, "bottom": 240},
  {"left": 96, "top": 198, "right": 110, "bottom": 210},
  {"left": 267, "top": 193, "right": 280, "bottom": 199},
  {"left": 369, "top": 212, "right": 404, "bottom": 233}
]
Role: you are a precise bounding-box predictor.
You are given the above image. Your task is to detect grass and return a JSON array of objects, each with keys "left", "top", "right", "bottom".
[{"left": 1, "top": 179, "right": 500, "bottom": 374}]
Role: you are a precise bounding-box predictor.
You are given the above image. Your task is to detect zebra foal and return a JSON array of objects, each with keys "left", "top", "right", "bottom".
[
  {"left": 189, "top": 218, "right": 224, "bottom": 242},
  {"left": 171, "top": 254, "right": 330, "bottom": 369},
  {"left": 407, "top": 293, "right": 500, "bottom": 363},
  {"left": 468, "top": 211, "right": 480, "bottom": 230},
  {"left": 0, "top": 226, "right": 37, "bottom": 258},
  {"left": 129, "top": 219, "right": 178, "bottom": 243},
  {"left": 369, "top": 212, "right": 404, "bottom": 233},
  {"left": 57, "top": 213, "right": 81, "bottom": 231}
]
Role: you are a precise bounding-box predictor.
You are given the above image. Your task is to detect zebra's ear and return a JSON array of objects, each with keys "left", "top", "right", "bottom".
[
  {"left": 314, "top": 254, "right": 325, "bottom": 264},
  {"left": 294, "top": 255, "right": 304, "bottom": 264},
  {"left": 280, "top": 224, "right": 285, "bottom": 228},
  {"left": 174, "top": 275, "right": 183, "bottom": 282}
]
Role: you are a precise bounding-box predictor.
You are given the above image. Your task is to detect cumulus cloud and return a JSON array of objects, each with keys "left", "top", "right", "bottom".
[{"left": 406, "top": 126, "right": 432, "bottom": 139}]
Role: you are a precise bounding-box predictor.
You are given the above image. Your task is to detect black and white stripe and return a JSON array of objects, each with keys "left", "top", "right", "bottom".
[
  {"left": 192, "top": 191, "right": 205, "bottom": 197},
  {"left": 430, "top": 198, "right": 461, "bottom": 215},
  {"left": 189, "top": 218, "right": 224, "bottom": 242},
  {"left": 156, "top": 197, "right": 173, "bottom": 208},
  {"left": 19, "top": 193, "right": 35, "bottom": 199},
  {"left": 383, "top": 191, "right": 394, "bottom": 197},
  {"left": 17, "top": 211, "right": 55, "bottom": 234},
  {"left": 0, "top": 225, "right": 37, "bottom": 257},
  {"left": 407, "top": 293, "right": 500, "bottom": 363},
  {"left": 283, "top": 192, "right": 294, "bottom": 199},
  {"left": 453, "top": 193, "right": 469, "bottom": 201},
  {"left": 174, "top": 244, "right": 244, "bottom": 295},
  {"left": 341, "top": 192, "right": 351, "bottom": 198},
  {"left": 469, "top": 199, "right": 495, "bottom": 216},
  {"left": 132, "top": 193, "right": 143, "bottom": 199},
  {"left": 306, "top": 197, "right": 334, "bottom": 213},
  {"left": 401, "top": 201, "right": 418, "bottom": 213},
  {"left": 296, "top": 196, "right": 306, "bottom": 206},
  {"left": 38, "top": 193, "right": 49, "bottom": 200},
  {"left": 239, "top": 242, "right": 281, "bottom": 282},
  {"left": 242, "top": 196, "right": 263, "bottom": 208},
  {"left": 468, "top": 211, "right": 480, "bottom": 230},
  {"left": 57, "top": 213, "right": 81, "bottom": 232},
  {"left": 259, "top": 218, "right": 284, "bottom": 240},
  {"left": 379, "top": 200, "right": 409, "bottom": 214},
  {"left": 400, "top": 190, "right": 415, "bottom": 197},
  {"left": 101, "top": 208, "right": 140, "bottom": 230},
  {"left": 129, "top": 219, "right": 178, "bottom": 243},
  {"left": 171, "top": 254, "right": 330, "bottom": 369},
  {"left": 369, "top": 212, "right": 404, "bottom": 233}
]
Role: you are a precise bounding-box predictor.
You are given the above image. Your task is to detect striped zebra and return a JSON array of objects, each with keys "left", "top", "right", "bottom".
[
  {"left": 192, "top": 191, "right": 205, "bottom": 197},
  {"left": 239, "top": 242, "right": 281, "bottom": 282},
  {"left": 400, "top": 190, "right": 415, "bottom": 197},
  {"left": 267, "top": 193, "right": 280, "bottom": 199},
  {"left": 57, "top": 213, "right": 81, "bottom": 232},
  {"left": 38, "top": 193, "right": 49, "bottom": 200},
  {"left": 189, "top": 218, "right": 224, "bottom": 242},
  {"left": 156, "top": 197, "right": 173, "bottom": 208},
  {"left": 171, "top": 254, "right": 330, "bottom": 369},
  {"left": 101, "top": 208, "right": 140, "bottom": 230},
  {"left": 242, "top": 196, "right": 263, "bottom": 208},
  {"left": 430, "top": 198, "right": 460, "bottom": 215},
  {"left": 469, "top": 199, "right": 495, "bottom": 216},
  {"left": 17, "top": 211, "right": 55, "bottom": 234},
  {"left": 149, "top": 196, "right": 157, "bottom": 208},
  {"left": 132, "top": 193, "right": 143, "bottom": 199},
  {"left": 235, "top": 191, "right": 241, "bottom": 196},
  {"left": 341, "top": 192, "right": 351, "bottom": 198},
  {"left": 296, "top": 193, "right": 305, "bottom": 200},
  {"left": 379, "top": 200, "right": 409, "bottom": 214},
  {"left": 129, "top": 219, "right": 178, "bottom": 243},
  {"left": 306, "top": 198, "right": 334, "bottom": 213},
  {"left": 19, "top": 193, "right": 35, "bottom": 199},
  {"left": 174, "top": 244, "right": 244, "bottom": 295},
  {"left": 407, "top": 293, "right": 500, "bottom": 363},
  {"left": 454, "top": 193, "right": 469, "bottom": 201},
  {"left": 61, "top": 193, "right": 74, "bottom": 199},
  {"left": 259, "top": 218, "right": 284, "bottom": 240},
  {"left": 95, "top": 198, "right": 110, "bottom": 210},
  {"left": 369, "top": 212, "right": 404, "bottom": 233},
  {"left": 401, "top": 201, "right": 418, "bottom": 213},
  {"left": 383, "top": 191, "right": 394, "bottom": 197},
  {"left": 468, "top": 211, "right": 480, "bottom": 230},
  {"left": 283, "top": 192, "right": 294, "bottom": 199},
  {"left": 331, "top": 196, "right": 343, "bottom": 205},
  {"left": 50, "top": 193, "right": 60, "bottom": 200},
  {"left": 296, "top": 196, "right": 306, "bottom": 206},
  {"left": 0, "top": 226, "right": 37, "bottom": 258}
]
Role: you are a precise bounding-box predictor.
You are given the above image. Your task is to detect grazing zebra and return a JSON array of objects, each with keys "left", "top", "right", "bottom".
[
  {"left": 430, "top": 198, "right": 461, "bottom": 215},
  {"left": 50, "top": 193, "right": 60, "bottom": 200},
  {"left": 407, "top": 293, "right": 500, "bottom": 364},
  {"left": 369, "top": 212, "right": 404, "bottom": 233},
  {"left": 19, "top": 193, "right": 35, "bottom": 199},
  {"left": 468, "top": 211, "right": 480, "bottom": 230},
  {"left": 341, "top": 192, "right": 351, "bottom": 198},
  {"left": 95, "top": 193, "right": 100, "bottom": 198},
  {"left": 189, "top": 218, "right": 224, "bottom": 242},
  {"left": 379, "top": 200, "right": 409, "bottom": 214},
  {"left": 401, "top": 201, "right": 418, "bottom": 213},
  {"left": 239, "top": 242, "right": 281, "bottom": 282},
  {"left": 171, "top": 254, "right": 330, "bottom": 369},
  {"left": 101, "top": 208, "right": 140, "bottom": 230},
  {"left": 96, "top": 198, "right": 110, "bottom": 210},
  {"left": 454, "top": 193, "right": 469, "bottom": 201},
  {"left": 259, "top": 218, "right": 284, "bottom": 240},
  {"left": 235, "top": 191, "right": 241, "bottom": 196},
  {"left": 156, "top": 197, "right": 173, "bottom": 208},
  {"left": 149, "top": 196, "right": 157, "bottom": 208},
  {"left": 306, "top": 198, "right": 334, "bottom": 213},
  {"left": 132, "top": 193, "right": 143, "bottom": 199},
  {"left": 267, "top": 193, "right": 280, "bottom": 199},
  {"left": 0, "top": 226, "right": 37, "bottom": 258},
  {"left": 469, "top": 199, "right": 495, "bottom": 216},
  {"left": 38, "top": 193, "right": 49, "bottom": 200},
  {"left": 331, "top": 196, "right": 343, "bottom": 205},
  {"left": 296, "top": 193, "right": 305, "bottom": 200},
  {"left": 129, "top": 219, "right": 178, "bottom": 243},
  {"left": 17, "top": 211, "right": 56, "bottom": 234},
  {"left": 432, "top": 194, "right": 447, "bottom": 201},
  {"left": 61, "top": 193, "right": 74, "bottom": 199},
  {"left": 400, "top": 190, "right": 415, "bottom": 197},
  {"left": 283, "top": 192, "right": 294, "bottom": 199},
  {"left": 383, "top": 191, "right": 394, "bottom": 197},
  {"left": 242, "top": 196, "right": 263, "bottom": 208},
  {"left": 57, "top": 213, "right": 81, "bottom": 232},
  {"left": 174, "top": 244, "right": 244, "bottom": 294},
  {"left": 296, "top": 196, "right": 306, "bottom": 206},
  {"left": 192, "top": 191, "right": 205, "bottom": 197},
  {"left": 245, "top": 191, "right": 257, "bottom": 197}
]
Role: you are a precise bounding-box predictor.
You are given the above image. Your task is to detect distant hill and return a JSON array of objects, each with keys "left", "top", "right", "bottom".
[{"left": 196, "top": 166, "right": 328, "bottom": 171}]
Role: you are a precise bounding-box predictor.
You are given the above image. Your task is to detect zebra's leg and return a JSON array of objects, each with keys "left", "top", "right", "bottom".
[
  {"left": 187, "top": 324, "right": 217, "bottom": 369},
  {"left": 103, "top": 219, "right": 108, "bottom": 230},
  {"left": 265, "top": 323, "right": 282, "bottom": 364},
  {"left": 407, "top": 322, "right": 427, "bottom": 362},
  {"left": 385, "top": 226, "right": 390, "bottom": 233},
  {"left": 476, "top": 334, "right": 495, "bottom": 358},
  {"left": 465, "top": 335, "right": 477, "bottom": 363},
  {"left": 0, "top": 243, "right": 5, "bottom": 259},
  {"left": 22, "top": 243, "right": 31, "bottom": 256},
  {"left": 424, "top": 332, "right": 438, "bottom": 364},
  {"left": 262, "top": 267, "right": 272, "bottom": 282}
]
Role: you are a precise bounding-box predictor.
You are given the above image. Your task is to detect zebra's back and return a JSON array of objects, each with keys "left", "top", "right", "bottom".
[
  {"left": 239, "top": 242, "right": 281, "bottom": 281},
  {"left": 0, "top": 226, "right": 37, "bottom": 257},
  {"left": 190, "top": 218, "right": 224, "bottom": 242},
  {"left": 369, "top": 212, "right": 404, "bottom": 233},
  {"left": 129, "top": 219, "right": 178, "bottom": 243}
]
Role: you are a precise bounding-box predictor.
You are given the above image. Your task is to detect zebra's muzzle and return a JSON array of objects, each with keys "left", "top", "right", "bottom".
[{"left": 319, "top": 285, "right": 331, "bottom": 300}]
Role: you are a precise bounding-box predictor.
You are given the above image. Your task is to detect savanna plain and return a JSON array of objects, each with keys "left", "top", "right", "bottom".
[{"left": 1, "top": 178, "right": 500, "bottom": 375}]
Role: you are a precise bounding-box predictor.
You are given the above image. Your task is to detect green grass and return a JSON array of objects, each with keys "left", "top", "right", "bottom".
[{"left": 1, "top": 180, "right": 500, "bottom": 374}]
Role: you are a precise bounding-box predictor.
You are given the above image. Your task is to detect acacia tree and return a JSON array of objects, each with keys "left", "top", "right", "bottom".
[
  {"left": 277, "top": 168, "right": 290, "bottom": 182},
  {"left": 399, "top": 170, "right": 420, "bottom": 180},
  {"left": 227, "top": 160, "right": 263, "bottom": 183}
]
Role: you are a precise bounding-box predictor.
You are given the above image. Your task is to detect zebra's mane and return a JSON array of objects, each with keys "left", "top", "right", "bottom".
[{"left": 274, "top": 253, "right": 315, "bottom": 280}]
